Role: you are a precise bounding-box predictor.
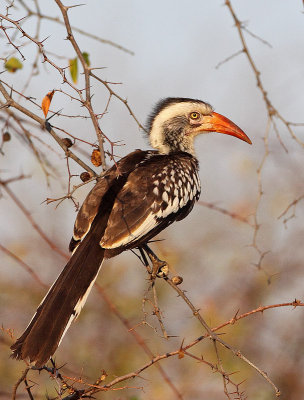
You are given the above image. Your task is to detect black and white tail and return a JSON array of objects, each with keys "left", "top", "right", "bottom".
[{"left": 10, "top": 223, "right": 105, "bottom": 367}]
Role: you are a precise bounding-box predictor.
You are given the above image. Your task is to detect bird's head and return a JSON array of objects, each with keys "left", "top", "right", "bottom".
[{"left": 147, "top": 97, "right": 251, "bottom": 155}]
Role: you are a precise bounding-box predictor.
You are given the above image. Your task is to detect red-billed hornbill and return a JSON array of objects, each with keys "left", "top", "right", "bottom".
[{"left": 11, "top": 97, "right": 251, "bottom": 366}]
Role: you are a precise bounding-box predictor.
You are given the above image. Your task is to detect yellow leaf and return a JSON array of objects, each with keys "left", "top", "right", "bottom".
[
  {"left": 4, "top": 57, "right": 23, "bottom": 73},
  {"left": 41, "top": 90, "right": 55, "bottom": 118},
  {"left": 82, "top": 52, "right": 90, "bottom": 66},
  {"left": 69, "top": 57, "right": 78, "bottom": 83}
]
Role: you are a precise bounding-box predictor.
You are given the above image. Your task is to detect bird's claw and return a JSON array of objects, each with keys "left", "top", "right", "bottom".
[{"left": 156, "top": 262, "right": 169, "bottom": 278}]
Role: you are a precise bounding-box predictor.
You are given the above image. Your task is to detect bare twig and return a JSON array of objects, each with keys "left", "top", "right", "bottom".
[
  {"left": 12, "top": 368, "right": 30, "bottom": 400},
  {"left": 17, "top": 1, "right": 134, "bottom": 55},
  {"left": 198, "top": 200, "right": 253, "bottom": 226},
  {"left": 224, "top": 0, "right": 304, "bottom": 272},
  {"left": 164, "top": 275, "right": 281, "bottom": 397},
  {"left": 212, "top": 299, "right": 304, "bottom": 333},
  {"left": 278, "top": 195, "right": 304, "bottom": 226},
  {"left": 0, "top": 81, "right": 97, "bottom": 176},
  {"left": 0, "top": 243, "right": 47, "bottom": 288},
  {"left": 95, "top": 284, "right": 183, "bottom": 399},
  {"left": 0, "top": 178, "right": 69, "bottom": 260},
  {"left": 53, "top": 0, "right": 107, "bottom": 169}
]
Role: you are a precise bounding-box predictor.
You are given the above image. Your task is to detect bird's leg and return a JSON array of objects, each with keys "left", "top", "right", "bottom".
[
  {"left": 142, "top": 244, "right": 169, "bottom": 279},
  {"left": 138, "top": 247, "right": 152, "bottom": 275}
]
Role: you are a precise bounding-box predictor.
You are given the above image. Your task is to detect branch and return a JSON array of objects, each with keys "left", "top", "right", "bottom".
[
  {"left": 0, "top": 176, "right": 69, "bottom": 260},
  {"left": 212, "top": 300, "right": 304, "bottom": 333},
  {"left": 0, "top": 243, "right": 48, "bottom": 288},
  {"left": 54, "top": 0, "right": 107, "bottom": 169},
  {"left": 164, "top": 275, "right": 281, "bottom": 397},
  {"left": 224, "top": 0, "right": 304, "bottom": 147},
  {"left": 95, "top": 284, "right": 183, "bottom": 399},
  {"left": 18, "top": 0, "right": 134, "bottom": 55},
  {"left": 224, "top": 0, "right": 304, "bottom": 271},
  {"left": 0, "top": 81, "right": 97, "bottom": 176},
  {"left": 198, "top": 200, "right": 253, "bottom": 226},
  {"left": 12, "top": 368, "right": 30, "bottom": 400}
]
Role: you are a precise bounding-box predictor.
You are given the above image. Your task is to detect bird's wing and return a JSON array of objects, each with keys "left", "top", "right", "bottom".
[
  {"left": 70, "top": 150, "right": 153, "bottom": 251},
  {"left": 100, "top": 155, "right": 198, "bottom": 249}
]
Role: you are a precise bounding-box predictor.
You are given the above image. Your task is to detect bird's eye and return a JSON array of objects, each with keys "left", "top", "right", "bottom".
[{"left": 190, "top": 112, "right": 200, "bottom": 120}]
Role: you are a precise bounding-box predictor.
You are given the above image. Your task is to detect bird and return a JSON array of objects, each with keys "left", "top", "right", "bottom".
[{"left": 10, "top": 97, "right": 251, "bottom": 367}]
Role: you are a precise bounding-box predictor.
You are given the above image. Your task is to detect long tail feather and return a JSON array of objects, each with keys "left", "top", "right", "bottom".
[{"left": 10, "top": 216, "right": 106, "bottom": 367}]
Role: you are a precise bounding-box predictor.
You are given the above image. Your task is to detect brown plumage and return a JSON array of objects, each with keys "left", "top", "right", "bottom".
[{"left": 11, "top": 98, "right": 251, "bottom": 367}]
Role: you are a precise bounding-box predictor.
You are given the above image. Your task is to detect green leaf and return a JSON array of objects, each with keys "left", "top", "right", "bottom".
[
  {"left": 69, "top": 57, "right": 78, "bottom": 83},
  {"left": 4, "top": 57, "right": 23, "bottom": 73},
  {"left": 82, "top": 52, "right": 90, "bottom": 66}
]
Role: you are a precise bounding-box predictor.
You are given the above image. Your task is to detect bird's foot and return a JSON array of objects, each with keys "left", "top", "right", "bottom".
[
  {"left": 141, "top": 244, "right": 169, "bottom": 279},
  {"left": 153, "top": 259, "right": 169, "bottom": 279}
]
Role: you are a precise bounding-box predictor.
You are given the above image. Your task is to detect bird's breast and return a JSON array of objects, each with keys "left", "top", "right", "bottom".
[{"left": 150, "top": 158, "right": 201, "bottom": 219}]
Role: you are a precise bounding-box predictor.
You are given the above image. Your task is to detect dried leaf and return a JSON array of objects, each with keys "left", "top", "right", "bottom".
[
  {"left": 41, "top": 90, "right": 55, "bottom": 118},
  {"left": 2, "top": 132, "right": 11, "bottom": 142},
  {"left": 82, "top": 52, "right": 90, "bottom": 66},
  {"left": 91, "top": 149, "right": 102, "bottom": 167},
  {"left": 69, "top": 57, "right": 78, "bottom": 83},
  {"left": 4, "top": 57, "right": 23, "bottom": 73}
]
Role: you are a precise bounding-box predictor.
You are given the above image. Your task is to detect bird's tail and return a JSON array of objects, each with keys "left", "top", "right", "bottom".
[{"left": 10, "top": 223, "right": 105, "bottom": 367}]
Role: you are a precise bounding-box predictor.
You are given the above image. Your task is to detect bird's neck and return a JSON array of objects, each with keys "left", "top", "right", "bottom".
[
  {"left": 163, "top": 125, "right": 195, "bottom": 155},
  {"left": 150, "top": 125, "right": 195, "bottom": 156}
]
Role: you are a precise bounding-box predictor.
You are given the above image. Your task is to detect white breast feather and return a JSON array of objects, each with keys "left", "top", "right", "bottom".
[{"left": 102, "top": 168, "right": 201, "bottom": 249}]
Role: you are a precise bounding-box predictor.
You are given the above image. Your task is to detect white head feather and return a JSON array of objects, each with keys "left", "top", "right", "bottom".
[{"left": 149, "top": 100, "right": 213, "bottom": 154}]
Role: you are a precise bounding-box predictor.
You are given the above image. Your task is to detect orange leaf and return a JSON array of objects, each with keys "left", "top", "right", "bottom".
[
  {"left": 91, "top": 149, "right": 102, "bottom": 167},
  {"left": 41, "top": 90, "right": 55, "bottom": 118}
]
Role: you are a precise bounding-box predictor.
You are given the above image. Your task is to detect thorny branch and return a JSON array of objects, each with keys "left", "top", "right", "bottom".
[
  {"left": 53, "top": 0, "right": 106, "bottom": 170},
  {"left": 0, "top": 4, "right": 143, "bottom": 175},
  {"left": 223, "top": 0, "right": 304, "bottom": 271},
  {"left": 0, "top": 81, "right": 98, "bottom": 176},
  {"left": 17, "top": 0, "right": 134, "bottom": 55},
  {"left": 7, "top": 245, "right": 301, "bottom": 398},
  {"left": 95, "top": 284, "right": 183, "bottom": 400},
  {"left": 164, "top": 275, "right": 280, "bottom": 397}
]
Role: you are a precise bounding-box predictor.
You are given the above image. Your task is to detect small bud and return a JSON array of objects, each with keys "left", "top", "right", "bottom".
[
  {"left": 80, "top": 172, "right": 91, "bottom": 182},
  {"left": 172, "top": 275, "right": 183, "bottom": 285},
  {"left": 100, "top": 369, "right": 107, "bottom": 381},
  {"left": 3, "top": 132, "right": 11, "bottom": 142},
  {"left": 61, "top": 137, "right": 73, "bottom": 148},
  {"left": 91, "top": 148, "right": 102, "bottom": 167},
  {"left": 178, "top": 349, "right": 185, "bottom": 359}
]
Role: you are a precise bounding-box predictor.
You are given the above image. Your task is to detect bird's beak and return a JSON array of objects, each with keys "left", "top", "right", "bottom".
[{"left": 195, "top": 112, "right": 252, "bottom": 144}]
